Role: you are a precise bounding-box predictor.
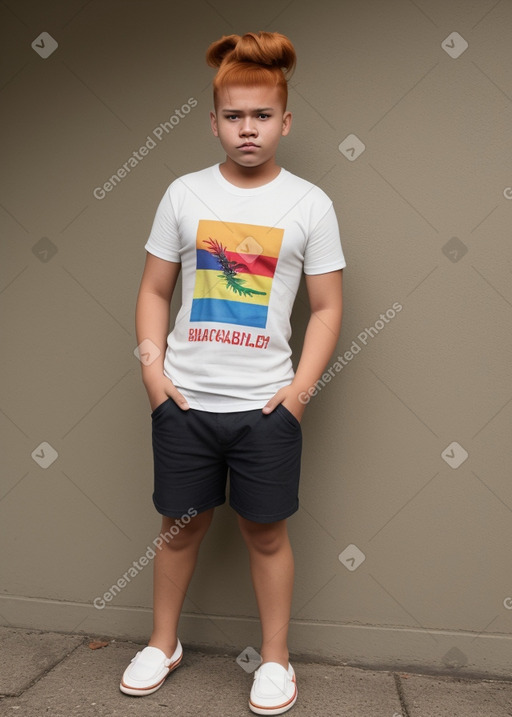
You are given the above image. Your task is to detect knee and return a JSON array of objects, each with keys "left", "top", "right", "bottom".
[
  {"left": 158, "top": 509, "right": 213, "bottom": 549},
  {"left": 238, "top": 519, "right": 288, "bottom": 555}
]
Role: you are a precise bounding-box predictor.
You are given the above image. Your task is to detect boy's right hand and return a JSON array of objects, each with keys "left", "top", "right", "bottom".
[{"left": 146, "top": 377, "right": 190, "bottom": 412}]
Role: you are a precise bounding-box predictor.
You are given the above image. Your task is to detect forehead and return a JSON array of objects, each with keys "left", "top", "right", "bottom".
[{"left": 216, "top": 84, "right": 283, "bottom": 111}]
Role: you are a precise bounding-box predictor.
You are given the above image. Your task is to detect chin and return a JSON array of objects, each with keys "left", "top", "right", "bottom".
[{"left": 233, "top": 157, "right": 263, "bottom": 168}]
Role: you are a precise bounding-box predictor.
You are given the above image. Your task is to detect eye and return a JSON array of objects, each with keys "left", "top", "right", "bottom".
[
  {"left": 225, "top": 114, "right": 239, "bottom": 121},
  {"left": 258, "top": 113, "right": 270, "bottom": 119}
]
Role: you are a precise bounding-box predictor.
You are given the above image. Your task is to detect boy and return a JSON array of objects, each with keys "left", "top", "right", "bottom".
[{"left": 120, "top": 31, "right": 345, "bottom": 715}]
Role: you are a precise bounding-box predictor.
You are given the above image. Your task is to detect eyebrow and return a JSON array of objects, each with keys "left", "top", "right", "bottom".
[{"left": 221, "top": 107, "right": 275, "bottom": 113}]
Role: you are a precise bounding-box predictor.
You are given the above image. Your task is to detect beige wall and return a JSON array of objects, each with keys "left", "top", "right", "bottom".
[{"left": 1, "top": 0, "right": 511, "bottom": 679}]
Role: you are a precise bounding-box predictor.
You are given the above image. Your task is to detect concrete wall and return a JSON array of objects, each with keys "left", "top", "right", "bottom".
[{"left": 1, "top": 0, "right": 511, "bottom": 679}]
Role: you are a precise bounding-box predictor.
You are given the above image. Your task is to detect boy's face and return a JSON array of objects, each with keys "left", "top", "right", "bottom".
[{"left": 210, "top": 84, "right": 292, "bottom": 171}]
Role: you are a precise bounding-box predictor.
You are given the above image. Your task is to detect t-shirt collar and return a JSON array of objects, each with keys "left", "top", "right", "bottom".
[{"left": 212, "top": 163, "right": 287, "bottom": 195}]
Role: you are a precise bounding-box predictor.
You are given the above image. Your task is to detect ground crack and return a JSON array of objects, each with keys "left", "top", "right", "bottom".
[{"left": 393, "top": 672, "right": 411, "bottom": 717}]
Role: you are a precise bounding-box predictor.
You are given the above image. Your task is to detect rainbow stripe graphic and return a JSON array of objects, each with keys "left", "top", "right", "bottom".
[{"left": 190, "top": 220, "right": 284, "bottom": 329}]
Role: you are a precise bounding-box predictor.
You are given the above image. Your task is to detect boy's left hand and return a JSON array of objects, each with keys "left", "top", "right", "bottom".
[{"left": 262, "top": 384, "right": 306, "bottom": 423}]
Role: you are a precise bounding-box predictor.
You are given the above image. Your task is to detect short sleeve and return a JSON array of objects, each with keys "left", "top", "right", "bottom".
[
  {"left": 144, "top": 185, "right": 181, "bottom": 262},
  {"left": 303, "top": 203, "right": 346, "bottom": 275}
]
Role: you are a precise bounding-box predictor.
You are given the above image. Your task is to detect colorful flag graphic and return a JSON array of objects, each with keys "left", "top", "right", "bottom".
[{"left": 190, "top": 220, "right": 284, "bottom": 329}]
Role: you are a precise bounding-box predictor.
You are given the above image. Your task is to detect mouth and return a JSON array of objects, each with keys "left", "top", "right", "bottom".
[{"left": 238, "top": 143, "right": 259, "bottom": 149}]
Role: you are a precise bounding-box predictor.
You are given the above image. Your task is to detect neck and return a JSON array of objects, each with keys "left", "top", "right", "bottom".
[{"left": 219, "top": 158, "right": 281, "bottom": 188}]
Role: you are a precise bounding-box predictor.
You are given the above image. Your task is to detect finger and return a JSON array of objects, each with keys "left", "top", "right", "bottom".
[
  {"left": 169, "top": 388, "right": 190, "bottom": 410},
  {"left": 162, "top": 377, "right": 190, "bottom": 410},
  {"left": 262, "top": 397, "right": 280, "bottom": 414}
]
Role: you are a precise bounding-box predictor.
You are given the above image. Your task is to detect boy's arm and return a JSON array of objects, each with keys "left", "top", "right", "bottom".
[
  {"left": 262, "top": 269, "right": 343, "bottom": 421},
  {"left": 135, "top": 252, "right": 190, "bottom": 411}
]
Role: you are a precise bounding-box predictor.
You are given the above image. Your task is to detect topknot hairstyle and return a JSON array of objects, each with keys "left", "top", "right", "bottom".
[{"left": 206, "top": 31, "right": 296, "bottom": 109}]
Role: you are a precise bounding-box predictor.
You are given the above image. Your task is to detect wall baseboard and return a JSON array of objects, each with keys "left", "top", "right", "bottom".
[{"left": 1, "top": 594, "right": 510, "bottom": 681}]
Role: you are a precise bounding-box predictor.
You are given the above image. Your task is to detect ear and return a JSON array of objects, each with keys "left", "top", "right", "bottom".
[
  {"left": 210, "top": 110, "right": 219, "bottom": 137},
  {"left": 281, "top": 111, "right": 292, "bottom": 137}
]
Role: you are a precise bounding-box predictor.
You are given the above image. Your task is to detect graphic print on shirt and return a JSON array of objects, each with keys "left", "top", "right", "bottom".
[{"left": 190, "top": 220, "right": 284, "bottom": 329}]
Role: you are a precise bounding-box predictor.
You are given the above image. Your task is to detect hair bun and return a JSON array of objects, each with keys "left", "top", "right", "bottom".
[
  {"left": 206, "top": 34, "right": 240, "bottom": 68},
  {"left": 206, "top": 32, "right": 296, "bottom": 77}
]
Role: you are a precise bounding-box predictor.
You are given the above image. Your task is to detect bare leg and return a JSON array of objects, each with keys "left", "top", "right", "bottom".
[
  {"left": 148, "top": 508, "right": 214, "bottom": 657},
  {"left": 238, "top": 517, "right": 294, "bottom": 669}
]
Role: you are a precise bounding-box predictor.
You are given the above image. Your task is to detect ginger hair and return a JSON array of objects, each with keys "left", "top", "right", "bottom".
[{"left": 206, "top": 32, "right": 296, "bottom": 109}]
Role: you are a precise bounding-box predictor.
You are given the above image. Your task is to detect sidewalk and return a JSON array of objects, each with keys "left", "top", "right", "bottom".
[{"left": 0, "top": 626, "right": 511, "bottom": 716}]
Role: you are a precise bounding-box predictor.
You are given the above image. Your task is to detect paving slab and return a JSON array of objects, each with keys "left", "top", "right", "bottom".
[
  {"left": 0, "top": 626, "right": 83, "bottom": 697},
  {"left": 399, "top": 673, "right": 512, "bottom": 717},
  {"left": 3, "top": 627, "right": 512, "bottom": 717},
  {"left": 0, "top": 634, "right": 402, "bottom": 717}
]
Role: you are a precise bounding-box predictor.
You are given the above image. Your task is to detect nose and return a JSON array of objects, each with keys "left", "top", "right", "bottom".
[{"left": 240, "top": 117, "right": 257, "bottom": 137}]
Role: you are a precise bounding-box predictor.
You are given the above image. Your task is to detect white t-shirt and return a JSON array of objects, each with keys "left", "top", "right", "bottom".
[{"left": 145, "top": 163, "right": 346, "bottom": 411}]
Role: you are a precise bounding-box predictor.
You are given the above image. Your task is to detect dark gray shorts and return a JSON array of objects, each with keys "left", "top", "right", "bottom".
[{"left": 151, "top": 398, "right": 302, "bottom": 523}]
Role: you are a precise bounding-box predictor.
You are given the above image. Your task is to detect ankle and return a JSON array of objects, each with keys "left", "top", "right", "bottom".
[
  {"left": 260, "top": 648, "right": 289, "bottom": 670},
  {"left": 148, "top": 635, "right": 178, "bottom": 659}
]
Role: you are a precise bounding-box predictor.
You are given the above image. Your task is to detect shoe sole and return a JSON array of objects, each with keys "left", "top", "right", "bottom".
[
  {"left": 119, "top": 652, "right": 183, "bottom": 696},
  {"left": 249, "top": 689, "right": 298, "bottom": 715}
]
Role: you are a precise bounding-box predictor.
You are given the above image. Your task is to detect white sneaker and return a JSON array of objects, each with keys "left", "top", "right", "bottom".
[
  {"left": 120, "top": 640, "right": 183, "bottom": 696},
  {"left": 249, "top": 661, "right": 297, "bottom": 715}
]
